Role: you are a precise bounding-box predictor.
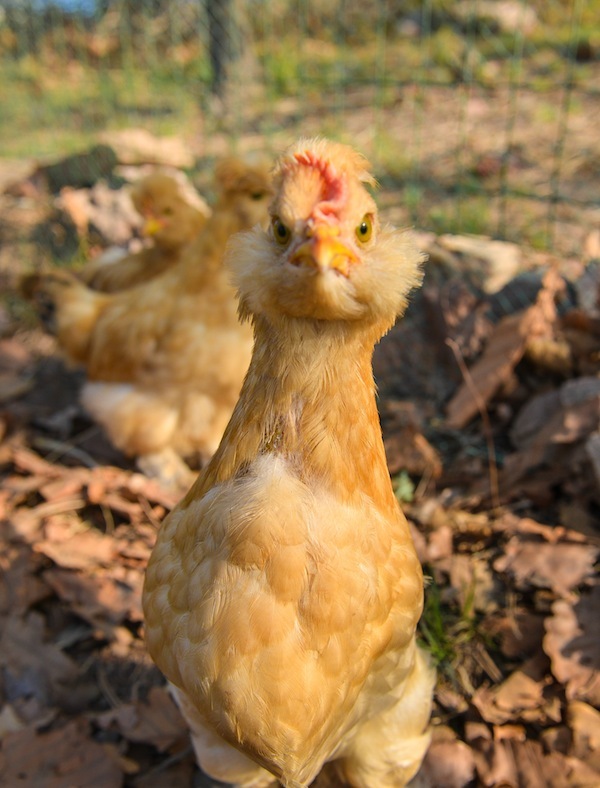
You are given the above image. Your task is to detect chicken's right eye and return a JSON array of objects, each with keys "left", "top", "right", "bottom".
[{"left": 272, "top": 217, "right": 291, "bottom": 246}]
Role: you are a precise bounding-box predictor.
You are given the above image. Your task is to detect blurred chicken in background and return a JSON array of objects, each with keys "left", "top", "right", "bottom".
[
  {"left": 79, "top": 170, "right": 211, "bottom": 292},
  {"left": 23, "top": 156, "right": 272, "bottom": 487}
]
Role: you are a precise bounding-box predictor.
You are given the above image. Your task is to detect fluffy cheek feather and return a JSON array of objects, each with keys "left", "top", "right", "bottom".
[
  {"left": 229, "top": 228, "right": 368, "bottom": 322},
  {"left": 353, "top": 227, "right": 425, "bottom": 328},
  {"left": 227, "top": 229, "right": 285, "bottom": 322},
  {"left": 228, "top": 226, "right": 424, "bottom": 327}
]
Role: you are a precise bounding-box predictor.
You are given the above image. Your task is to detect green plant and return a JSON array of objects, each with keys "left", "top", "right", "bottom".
[
  {"left": 418, "top": 575, "right": 485, "bottom": 680},
  {"left": 393, "top": 471, "right": 415, "bottom": 503}
]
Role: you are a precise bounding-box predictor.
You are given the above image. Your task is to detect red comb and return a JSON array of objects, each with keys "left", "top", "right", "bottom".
[{"left": 293, "top": 150, "right": 347, "bottom": 222}]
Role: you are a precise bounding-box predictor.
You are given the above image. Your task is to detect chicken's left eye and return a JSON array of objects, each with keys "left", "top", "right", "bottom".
[
  {"left": 356, "top": 214, "right": 373, "bottom": 243},
  {"left": 272, "top": 217, "right": 291, "bottom": 246}
]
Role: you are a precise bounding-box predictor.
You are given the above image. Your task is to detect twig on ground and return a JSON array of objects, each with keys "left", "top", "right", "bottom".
[
  {"left": 32, "top": 435, "right": 99, "bottom": 468},
  {"left": 137, "top": 494, "right": 163, "bottom": 529},
  {"left": 97, "top": 664, "right": 122, "bottom": 709},
  {"left": 132, "top": 745, "right": 194, "bottom": 784},
  {"left": 100, "top": 503, "right": 115, "bottom": 535}
]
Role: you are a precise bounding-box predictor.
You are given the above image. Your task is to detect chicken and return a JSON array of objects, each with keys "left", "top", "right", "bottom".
[
  {"left": 25, "top": 156, "right": 272, "bottom": 484},
  {"left": 79, "top": 170, "right": 211, "bottom": 292},
  {"left": 143, "top": 138, "right": 434, "bottom": 787}
]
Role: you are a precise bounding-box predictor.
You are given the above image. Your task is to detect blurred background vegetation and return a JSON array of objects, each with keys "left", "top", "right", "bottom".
[{"left": 0, "top": 0, "right": 599, "bottom": 254}]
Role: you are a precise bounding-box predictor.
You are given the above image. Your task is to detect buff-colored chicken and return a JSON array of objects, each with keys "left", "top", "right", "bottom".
[
  {"left": 80, "top": 170, "right": 211, "bottom": 292},
  {"left": 25, "top": 157, "right": 272, "bottom": 484},
  {"left": 143, "top": 138, "right": 434, "bottom": 786}
]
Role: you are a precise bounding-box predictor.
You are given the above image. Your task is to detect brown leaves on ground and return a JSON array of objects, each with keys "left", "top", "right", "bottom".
[
  {"left": 409, "top": 495, "right": 600, "bottom": 785},
  {"left": 0, "top": 719, "right": 124, "bottom": 788},
  {"left": 544, "top": 588, "right": 600, "bottom": 707},
  {"left": 445, "top": 268, "right": 570, "bottom": 429},
  {"left": 0, "top": 435, "right": 191, "bottom": 785},
  {"left": 96, "top": 686, "right": 189, "bottom": 752},
  {"left": 380, "top": 255, "right": 600, "bottom": 787},
  {"left": 493, "top": 533, "right": 597, "bottom": 598}
]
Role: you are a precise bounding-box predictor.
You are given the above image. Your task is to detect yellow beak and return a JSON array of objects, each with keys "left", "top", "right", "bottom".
[
  {"left": 290, "top": 224, "right": 357, "bottom": 277},
  {"left": 142, "top": 216, "right": 165, "bottom": 237}
]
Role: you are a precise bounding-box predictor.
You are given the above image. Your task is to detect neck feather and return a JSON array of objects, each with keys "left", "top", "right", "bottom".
[{"left": 195, "top": 316, "right": 396, "bottom": 511}]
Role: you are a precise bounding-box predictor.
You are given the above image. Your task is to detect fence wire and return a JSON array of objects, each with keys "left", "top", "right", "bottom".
[{"left": 1, "top": 0, "right": 599, "bottom": 256}]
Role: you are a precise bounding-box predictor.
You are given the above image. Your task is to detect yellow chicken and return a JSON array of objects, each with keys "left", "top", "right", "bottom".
[
  {"left": 80, "top": 170, "right": 211, "bottom": 292},
  {"left": 143, "top": 138, "right": 434, "bottom": 785},
  {"left": 25, "top": 157, "right": 272, "bottom": 485}
]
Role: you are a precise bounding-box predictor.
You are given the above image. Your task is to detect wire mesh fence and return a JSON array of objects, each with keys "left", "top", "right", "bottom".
[{"left": 1, "top": 0, "right": 599, "bottom": 256}]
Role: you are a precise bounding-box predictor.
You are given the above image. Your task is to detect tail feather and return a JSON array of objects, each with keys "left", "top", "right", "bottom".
[
  {"left": 20, "top": 269, "right": 107, "bottom": 365},
  {"left": 20, "top": 270, "right": 72, "bottom": 333}
]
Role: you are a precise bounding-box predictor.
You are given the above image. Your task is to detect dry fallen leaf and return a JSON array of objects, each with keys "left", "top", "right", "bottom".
[
  {"left": 493, "top": 670, "right": 545, "bottom": 714},
  {"left": 96, "top": 686, "right": 188, "bottom": 752},
  {"left": 501, "top": 393, "right": 600, "bottom": 490},
  {"left": 491, "top": 609, "right": 546, "bottom": 659},
  {"left": 472, "top": 686, "right": 516, "bottom": 726},
  {"left": 562, "top": 756, "right": 600, "bottom": 787},
  {"left": 567, "top": 701, "right": 600, "bottom": 772},
  {"left": 43, "top": 565, "right": 143, "bottom": 632},
  {"left": 418, "top": 732, "right": 476, "bottom": 787},
  {"left": 472, "top": 669, "right": 546, "bottom": 726},
  {"left": 493, "top": 514, "right": 591, "bottom": 544},
  {"left": 0, "top": 612, "right": 78, "bottom": 709},
  {"left": 445, "top": 269, "right": 564, "bottom": 429},
  {"left": 544, "top": 586, "right": 600, "bottom": 706},
  {"left": 493, "top": 724, "right": 526, "bottom": 742},
  {"left": 510, "top": 740, "right": 574, "bottom": 788},
  {"left": 471, "top": 737, "right": 519, "bottom": 787},
  {"left": 424, "top": 524, "right": 454, "bottom": 562},
  {"left": 35, "top": 521, "right": 118, "bottom": 570},
  {"left": 510, "top": 377, "right": 600, "bottom": 449},
  {"left": 446, "top": 309, "right": 531, "bottom": 430},
  {"left": 0, "top": 719, "right": 123, "bottom": 787},
  {"left": 0, "top": 538, "right": 52, "bottom": 616},
  {"left": 470, "top": 736, "right": 584, "bottom": 788},
  {"left": 494, "top": 537, "right": 598, "bottom": 598}
]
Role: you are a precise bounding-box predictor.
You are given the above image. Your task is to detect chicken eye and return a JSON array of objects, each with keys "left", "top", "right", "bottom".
[
  {"left": 251, "top": 191, "right": 265, "bottom": 201},
  {"left": 356, "top": 214, "right": 373, "bottom": 243},
  {"left": 272, "top": 217, "right": 291, "bottom": 246}
]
